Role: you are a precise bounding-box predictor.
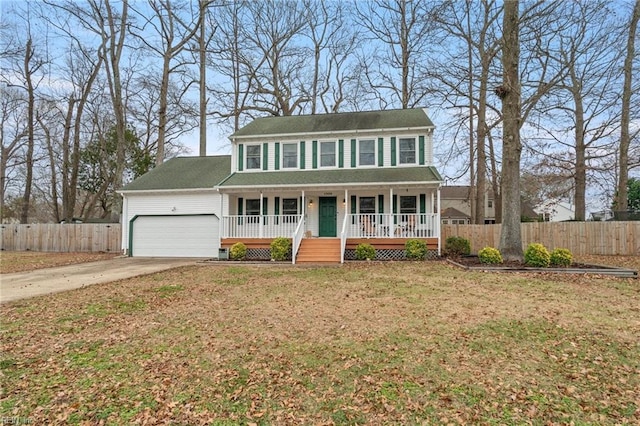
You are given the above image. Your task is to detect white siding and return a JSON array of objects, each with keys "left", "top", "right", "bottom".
[{"left": 121, "top": 191, "right": 221, "bottom": 253}]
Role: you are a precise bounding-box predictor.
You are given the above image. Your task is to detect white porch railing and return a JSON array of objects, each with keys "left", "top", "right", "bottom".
[
  {"left": 291, "top": 216, "right": 306, "bottom": 264},
  {"left": 346, "top": 213, "right": 439, "bottom": 239},
  {"left": 222, "top": 215, "right": 301, "bottom": 239}
]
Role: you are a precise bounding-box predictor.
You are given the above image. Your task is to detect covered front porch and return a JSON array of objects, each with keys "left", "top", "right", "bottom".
[{"left": 217, "top": 187, "right": 441, "bottom": 263}]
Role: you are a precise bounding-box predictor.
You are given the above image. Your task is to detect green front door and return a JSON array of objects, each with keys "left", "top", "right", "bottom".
[{"left": 319, "top": 197, "right": 337, "bottom": 237}]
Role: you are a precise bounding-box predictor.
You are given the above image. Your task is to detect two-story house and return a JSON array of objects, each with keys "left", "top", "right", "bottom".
[{"left": 119, "top": 108, "right": 443, "bottom": 263}]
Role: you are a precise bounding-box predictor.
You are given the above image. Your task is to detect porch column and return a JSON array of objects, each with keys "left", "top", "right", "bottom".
[
  {"left": 389, "top": 188, "right": 394, "bottom": 238},
  {"left": 302, "top": 190, "right": 305, "bottom": 217},
  {"left": 437, "top": 187, "right": 441, "bottom": 255},
  {"left": 219, "top": 190, "right": 224, "bottom": 238},
  {"left": 260, "top": 192, "right": 264, "bottom": 238}
]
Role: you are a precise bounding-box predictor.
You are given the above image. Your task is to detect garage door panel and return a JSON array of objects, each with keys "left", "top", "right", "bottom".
[{"left": 132, "top": 215, "right": 219, "bottom": 257}]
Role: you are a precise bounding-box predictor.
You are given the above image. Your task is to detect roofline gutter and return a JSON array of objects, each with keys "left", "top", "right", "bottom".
[
  {"left": 117, "top": 187, "right": 217, "bottom": 195},
  {"left": 229, "top": 125, "right": 435, "bottom": 142},
  {"left": 215, "top": 180, "right": 443, "bottom": 191}
]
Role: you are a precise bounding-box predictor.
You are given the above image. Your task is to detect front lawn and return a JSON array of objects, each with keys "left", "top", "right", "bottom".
[
  {"left": 1, "top": 261, "right": 638, "bottom": 424},
  {"left": 0, "top": 251, "right": 118, "bottom": 274}
]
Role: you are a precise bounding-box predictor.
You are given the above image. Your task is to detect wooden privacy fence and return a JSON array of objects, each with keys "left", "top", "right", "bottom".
[
  {"left": 442, "top": 221, "right": 640, "bottom": 256},
  {"left": 1, "top": 224, "right": 122, "bottom": 253}
]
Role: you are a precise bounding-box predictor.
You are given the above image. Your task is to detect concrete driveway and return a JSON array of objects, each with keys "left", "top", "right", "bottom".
[{"left": 0, "top": 257, "right": 203, "bottom": 303}]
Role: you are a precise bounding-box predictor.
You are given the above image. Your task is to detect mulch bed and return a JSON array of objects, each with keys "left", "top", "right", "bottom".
[{"left": 448, "top": 256, "right": 638, "bottom": 278}]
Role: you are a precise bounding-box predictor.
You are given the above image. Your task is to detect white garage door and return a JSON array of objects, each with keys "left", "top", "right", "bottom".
[{"left": 132, "top": 215, "right": 219, "bottom": 257}]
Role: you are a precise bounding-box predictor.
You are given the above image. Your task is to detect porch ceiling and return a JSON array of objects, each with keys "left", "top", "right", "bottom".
[{"left": 216, "top": 166, "right": 443, "bottom": 191}]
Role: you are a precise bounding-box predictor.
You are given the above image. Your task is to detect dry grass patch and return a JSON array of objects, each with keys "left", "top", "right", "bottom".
[
  {"left": 1, "top": 261, "right": 639, "bottom": 424},
  {"left": 0, "top": 251, "right": 118, "bottom": 274}
]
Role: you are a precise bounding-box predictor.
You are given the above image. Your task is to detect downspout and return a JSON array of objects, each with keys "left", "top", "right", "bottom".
[{"left": 437, "top": 187, "right": 441, "bottom": 255}]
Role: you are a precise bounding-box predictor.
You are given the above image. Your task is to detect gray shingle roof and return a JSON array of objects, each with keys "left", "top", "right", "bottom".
[
  {"left": 231, "top": 108, "right": 434, "bottom": 138},
  {"left": 120, "top": 156, "right": 231, "bottom": 191},
  {"left": 217, "top": 166, "right": 442, "bottom": 189}
]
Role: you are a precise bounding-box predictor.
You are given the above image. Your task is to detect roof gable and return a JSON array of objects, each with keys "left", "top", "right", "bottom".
[
  {"left": 121, "top": 156, "right": 231, "bottom": 191},
  {"left": 231, "top": 108, "right": 434, "bottom": 138}
]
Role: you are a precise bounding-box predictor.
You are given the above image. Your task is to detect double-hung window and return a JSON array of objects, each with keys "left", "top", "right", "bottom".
[
  {"left": 246, "top": 145, "right": 261, "bottom": 169},
  {"left": 246, "top": 199, "right": 260, "bottom": 223},
  {"left": 320, "top": 141, "right": 336, "bottom": 167},
  {"left": 400, "top": 196, "right": 417, "bottom": 214},
  {"left": 282, "top": 143, "right": 297, "bottom": 168},
  {"left": 359, "top": 139, "right": 375, "bottom": 166},
  {"left": 282, "top": 198, "right": 298, "bottom": 223},
  {"left": 399, "top": 138, "right": 416, "bottom": 164}
]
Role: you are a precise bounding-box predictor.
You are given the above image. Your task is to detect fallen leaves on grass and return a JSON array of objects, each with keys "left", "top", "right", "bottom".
[
  {"left": 1, "top": 262, "right": 639, "bottom": 424},
  {"left": 0, "top": 251, "right": 118, "bottom": 274}
]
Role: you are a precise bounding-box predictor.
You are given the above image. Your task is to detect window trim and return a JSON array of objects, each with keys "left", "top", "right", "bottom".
[
  {"left": 398, "top": 137, "right": 417, "bottom": 165},
  {"left": 319, "top": 140, "right": 337, "bottom": 168},
  {"left": 358, "top": 139, "right": 376, "bottom": 167},
  {"left": 245, "top": 145, "right": 261, "bottom": 170}
]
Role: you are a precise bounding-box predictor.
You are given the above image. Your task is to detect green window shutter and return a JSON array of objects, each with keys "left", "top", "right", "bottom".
[
  {"left": 350, "top": 195, "right": 357, "bottom": 225},
  {"left": 350, "top": 139, "right": 356, "bottom": 168},
  {"left": 378, "top": 138, "right": 384, "bottom": 167},
  {"left": 393, "top": 195, "right": 398, "bottom": 224},
  {"left": 378, "top": 194, "right": 384, "bottom": 224},
  {"left": 300, "top": 141, "right": 305, "bottom": 169},
  {"left": 238, "top": 144, "right": 244, "bottom": 171},
  {"left": 262, "top": 197, "right": 268, "bottom": 224},
  {"left": 263, "top": 143, "right": 269, "bottom": 170},
  {"left": 275, "top": 142, "right": 280, "bottom": 170},
  {"left": 274, "top": 197, "right": 280, "bottom": 225},
  {"left": 338, "top": 139, "right": 344, "bottom": 168},
  {"left": 312, "top": 140, "right": 318, "bottom": 169},
  {"left": 420, "top": 194, "right": 426, "bottom": 224},
  {"left": 237, "top": 197, "right": 244, "bottom": 225},
  {"left": 391, "top": 137, "right": 396, "bottom": 166},
  {"left": 419, "top": 135, "right": 425, "bottom": 165}
]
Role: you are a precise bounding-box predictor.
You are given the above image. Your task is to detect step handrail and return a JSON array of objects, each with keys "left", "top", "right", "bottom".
[
  {"left": 340, "top": 213, "right": 349, "bottom": 263},
  {"left": 291, "top": 214, "right": 305, "bottom": 264}
]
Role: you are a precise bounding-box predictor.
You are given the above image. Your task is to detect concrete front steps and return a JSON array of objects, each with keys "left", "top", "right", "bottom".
[{"left": 295, "top": 238, "right": 341, "bottom": 264}]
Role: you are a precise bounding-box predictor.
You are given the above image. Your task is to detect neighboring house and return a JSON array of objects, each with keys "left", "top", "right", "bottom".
[
  {"left": 535, "top": 200, "right": 575, "bottom": 222},
  {"left": 440, "top": 186, "right": 496, "bottom": 224},
  {"left": 120, "top": 108, "right": 443, "bottom": 262},
  {"left": 440, "top": 185, "right": 539, "bottom": 224}
]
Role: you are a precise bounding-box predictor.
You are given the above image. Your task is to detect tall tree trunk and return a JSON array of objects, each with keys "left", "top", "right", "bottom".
[
  {"left": 499, "top": 0, "right": 523, "bottom": 260},
  {"left": 199, "top": 0, "right": 207, "bottom": 156},
  {"left": 616, "top": 0, "right": 640, "bottom": 211},
  {"left": 20, "top": 38, "right": 35, "bottom": 224},
  {"left": 574, "top": 97, "right": 586, "bottom": 221},
  {"left": 102, "top": 0, "right": 128, "bottom": 222},
  {"left": 488, "top": 131, "right": 502, "bottom": 223},
  {"left": 475, "top": 60, "right": 489, "bottom": 225}
]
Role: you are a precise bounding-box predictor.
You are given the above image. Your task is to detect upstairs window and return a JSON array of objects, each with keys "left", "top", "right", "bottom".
[
  {"left": 282, "top": 143, "right": 298, "bottom": 168},
  {"left": 399, "top": 138, "right": 416, "bottom": 164},
  {"left": 359, "top": 139, "right": 375, "bottom": 166},
  {"left": 320, "top": 141, "right": 336, "bottom": 167},
  {"left": 246, "top": 145, "right": 261, "bottom": 169}
]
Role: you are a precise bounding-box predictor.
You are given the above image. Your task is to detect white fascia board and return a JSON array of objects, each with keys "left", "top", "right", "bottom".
[
  {"left": 229, "top": 126, "right": 435, "bottom": 142},
  {"left": 117, "top": 188, "right": 217, "bottom": 195},
  {"left": 216, "top": 180, "right": 442, "bottom": 191}
]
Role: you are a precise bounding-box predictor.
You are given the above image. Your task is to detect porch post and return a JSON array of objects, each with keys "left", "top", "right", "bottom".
[
  {"left": 389, "top": 188, "right": 394, "bottom": 238},
  {"left": 437, "top": 187, "right": 441, "bottom": 255},
  {"left": 219, "top": 190, "right": 224, "bottom": 239},
  {"left": 260, "top": 192, "right": 264, "bottom": 238},
  {"left": 302, "top": 190, "right": 305, "bottom": 217}
]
